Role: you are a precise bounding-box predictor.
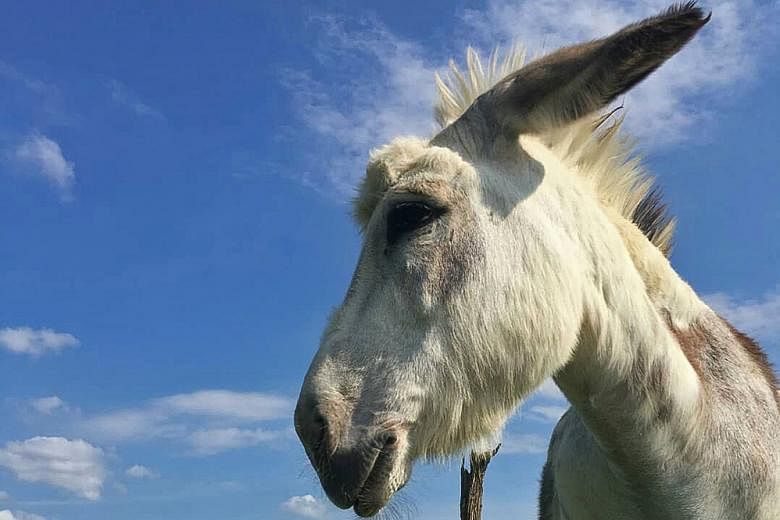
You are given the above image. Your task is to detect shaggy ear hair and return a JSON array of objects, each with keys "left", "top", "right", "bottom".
[{"left": 432, "top": 2, "right": 709, "bottom": 153}]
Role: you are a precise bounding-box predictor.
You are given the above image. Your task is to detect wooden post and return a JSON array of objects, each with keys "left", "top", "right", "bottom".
[{"left": 459, "top": 444, "right": 500, "bottom": 520}]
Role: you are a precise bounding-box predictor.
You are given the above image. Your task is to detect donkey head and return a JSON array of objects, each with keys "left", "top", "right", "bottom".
[{"left": 295, "top": 4, "right": 708, "bottom": 516}]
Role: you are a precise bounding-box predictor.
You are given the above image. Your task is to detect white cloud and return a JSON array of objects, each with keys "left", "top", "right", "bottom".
[
  {"left": 500, "top": 432, "right": 548, "bottom": 455},
  {"left": 187, "top": 427, "right": 289, "bottom": 456},
  {"left": 0, "top": 511, "right": 46, "bottom": 520},
  {"left": 0, "top": 437, "right": 106, "bottom": 500},
  {"left": 82, "top": 390, "right": 294, "bottom": 455},
  {"left": 281, "top": 495, "right": 328, "bottom": 518},
  {"left": 0, "top": 61, "right": 50, "bottom": 95},
  {"left": 84, "top": 390, "right": 292, "bottom": 441},
  {"left": 106, "top": 79, "right": 164, "bottom": 120},
  {"left": 281, "top": 15, "right": 438, "bottom": 194},
  {"left": 83, "top": 406, "right": 189, "bottom": 442},
  {"left": 285, "top": 1, "right": 778, "bottom": 195},
  {"left": 155, "top": 390, "right": 291, "bottom": 422},
  {"left": 11, "top": 134, "right": 75, "bottom": 200},
  {"left": 125, "top": 464, "right": 158, "bottom": 479},
  {"left": 705, "top": 287, "right": 780, "bottom": 344},
  {"left": 0, "top": 327, "right": 79, "bottom": 357},
  {"left": 29, "top": 396, "right": 67, "bottom": 415},
  {"left": 526, "top": 405, "right": 568, "bottom": 424},
  {"left": 0, "top": 61, "right": 68, "bottom": 124}
]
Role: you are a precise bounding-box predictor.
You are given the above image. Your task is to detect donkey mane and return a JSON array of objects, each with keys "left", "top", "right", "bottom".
[{"left": 435, "top": 46, "right": 676, "bottom": 256}]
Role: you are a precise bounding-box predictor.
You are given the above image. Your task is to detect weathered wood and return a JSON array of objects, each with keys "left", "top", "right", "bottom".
[{"left": 459, "top": 444, "right": 500, "bottom": 520}]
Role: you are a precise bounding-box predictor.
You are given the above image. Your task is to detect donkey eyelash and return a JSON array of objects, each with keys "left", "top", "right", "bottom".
[{"left": 386, "top": 201, "right": 446, "bottom": 246}]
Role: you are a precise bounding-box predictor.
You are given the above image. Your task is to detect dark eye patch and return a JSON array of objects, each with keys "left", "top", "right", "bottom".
[{"left": 387, "top": 201, "right": 445, "bottom": 245}]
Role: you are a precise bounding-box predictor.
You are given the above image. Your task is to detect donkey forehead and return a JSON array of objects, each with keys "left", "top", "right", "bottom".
[{"left": 354, "top": 137, "right": 478, "bottom": 227}]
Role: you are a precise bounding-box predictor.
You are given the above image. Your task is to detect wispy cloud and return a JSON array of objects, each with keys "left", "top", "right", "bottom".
[
  {"left": 83, "top": 407, "right": 182, "bottom": 442},
  {"left": 106, "top": 79, "right": 164, "bottom": 120},
  {"left": 7, "top": 134, "right": 75, "bottom": 201},
  {"left": 281, "top": 494, "right": 328, "bottom": 518},
  {"left": 0, "top": 60, "right": 69, "bottom": 125},
  {"left": 704, "top": 286, "right": 780, "bottom": 344},
  {"left": 284, "top": 1, "right": 778, "bottom": 195},
  {"left": 281, "top": 15, "right": 438, "bottom": 195},
  {"left": 29, "top": 396, "right": 68, "bottom": 415},
  {"left": 0, "top": 327, "right": 79, "bottom": 357},
  {"left": 80, "top": 390, "right": 294, "bottom": 455},
  {"left": 0, "top": 437, "right": 106, "bottom": 500},
  {"left": 84, "top": 390, "right": 292, "bottom": 440},
  {"left": 0, "top": 62, "right": 51, "bottom": 96},
  {"left": 0, "top": 510, "right": 46, "bottom": 520},
  {"left": 125, "top": 465, "right": 158, "bottom": 479},
  {"left": 187, "top": 427, "right": 291, "bottom": 456},
  {"left": 526, "top": 405, "right": 568, "bottom": 424},
  {"left": 0, "top": 491, "right": 8, "bottom": 501},
  {"left": 154, "top": 390, "right": 292, "bottom": 422},
  {"left": 500, "top": 432, "right": 548, "bottom": 455}
]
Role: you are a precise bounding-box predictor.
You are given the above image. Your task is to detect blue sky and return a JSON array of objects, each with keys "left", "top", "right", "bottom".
[{"left": 0, "top": 1, "right": 778, "bottom": 519}]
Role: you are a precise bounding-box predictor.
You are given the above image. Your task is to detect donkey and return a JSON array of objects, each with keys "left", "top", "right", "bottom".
[{"left": 294, "top": 4, "right": 780, "bottom": 518}]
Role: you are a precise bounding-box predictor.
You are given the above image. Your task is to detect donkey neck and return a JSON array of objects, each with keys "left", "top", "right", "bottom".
[
  {"left": 554, "top": 196, "right": 706, "bottom": 457},
  {"left": 548, "top": 192, "right": 780, "bottom": 518}
]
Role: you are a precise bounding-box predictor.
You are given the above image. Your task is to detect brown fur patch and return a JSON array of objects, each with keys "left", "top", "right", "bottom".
[
  {"left": 722, "top": 319, "right": 780, "bottom": 406},
  {"left": 666, "top": 317, "right": 706, "bottom": 379},
  {"left": 667, "top": 313, "right": 780, "bottom": 408}
]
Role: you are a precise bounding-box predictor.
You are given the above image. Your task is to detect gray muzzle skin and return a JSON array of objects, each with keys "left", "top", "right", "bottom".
[{"left": 294, "top": 392, "right": 402, "bottom": 515}]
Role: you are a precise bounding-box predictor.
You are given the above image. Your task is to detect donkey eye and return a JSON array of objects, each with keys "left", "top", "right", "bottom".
[{"left": 387, "top": 201, "right": 443, "bottom": 245}]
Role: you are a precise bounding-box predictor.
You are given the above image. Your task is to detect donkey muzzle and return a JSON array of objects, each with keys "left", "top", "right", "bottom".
[{"left": 294, "top": 393, "right": 404, "bottom": 514}]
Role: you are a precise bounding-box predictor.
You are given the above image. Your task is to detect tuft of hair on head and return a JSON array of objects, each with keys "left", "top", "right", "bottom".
[
  {"left": 434, "top": 44, "right": 527, "bottom": 129},
  {"left": 353, "top": 137, "right": 430, "bottom": 231}
]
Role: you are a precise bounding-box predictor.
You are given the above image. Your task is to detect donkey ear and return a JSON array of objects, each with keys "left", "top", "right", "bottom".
[{"left": 433, "top": 3, "right": 709, "bottom": 151}]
